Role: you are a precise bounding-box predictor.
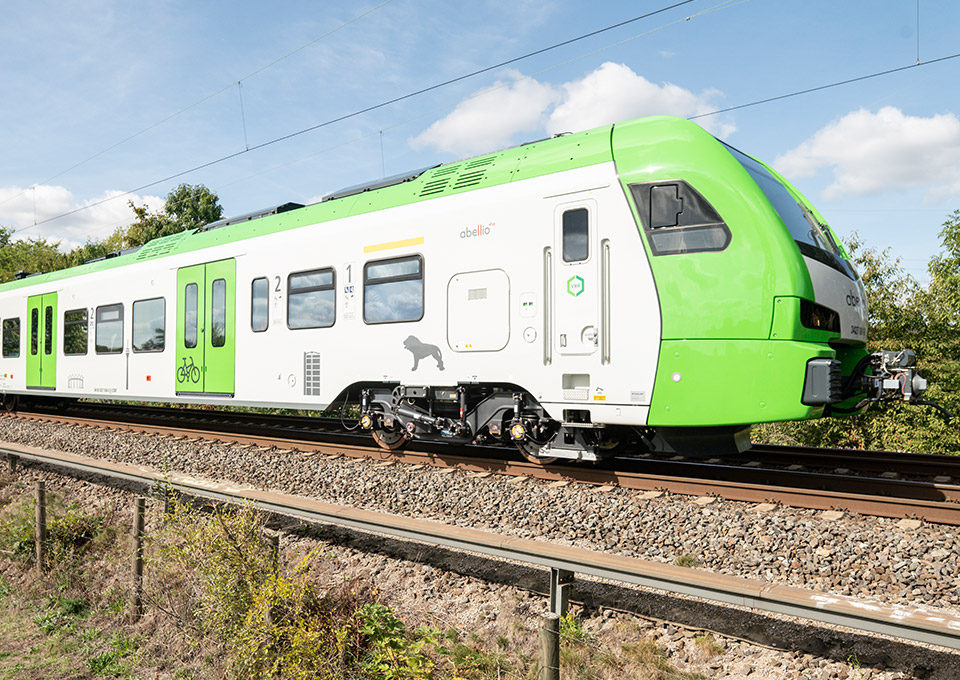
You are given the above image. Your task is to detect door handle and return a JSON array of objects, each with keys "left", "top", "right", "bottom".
[{"left": 583, "top": 326, "right": 598, "bottom": 346}]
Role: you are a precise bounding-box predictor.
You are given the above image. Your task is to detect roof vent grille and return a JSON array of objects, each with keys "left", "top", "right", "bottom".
[
  {"left": 418, "top": 164, "right": 460, "bottom": 197},
  {"left": 133, "top": 231, "right": 192, "bottom": 261},
  {"left": 451, "top": 155, "right": 498, "bottom": 190},
  {"left": 452, "top": 170, "right": 486, "bottom": 190},
  {"left": 417, "top": 155, "right": 498, "bottom": 197}
]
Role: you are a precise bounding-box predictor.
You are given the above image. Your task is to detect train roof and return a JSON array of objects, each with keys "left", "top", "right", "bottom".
[{"left": 0, "top": 116, "right": 709, "bottom": 292}]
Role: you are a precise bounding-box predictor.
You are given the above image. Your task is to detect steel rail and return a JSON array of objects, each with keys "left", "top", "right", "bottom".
[
  {"left": 9, "top": 410, "right": 960, "bottom": 525},
  {"left": 4, "top": 440, "right": 960, "bottom": 651},
  {"left": 750, "top": 443, "right": 960, "bottom": 477},
  {"left": 21, "top": 403, "right": 960, "bottom": 480}
]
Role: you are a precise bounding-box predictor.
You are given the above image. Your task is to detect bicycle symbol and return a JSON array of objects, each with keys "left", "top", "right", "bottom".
[{"left": 177, "top": 356, "right": 201, "bottom": 384}]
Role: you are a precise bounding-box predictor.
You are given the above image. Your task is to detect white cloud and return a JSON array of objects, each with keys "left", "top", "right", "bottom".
[
  {"left": 546, "top": 62, "right": 733, "bottom": 138},
  {"left": 0, "top": 185, "right": 164, "bottom": 249},
  {"left": 774, "top": 107, "right": 960, "bottom": 202},
  {"left": 410, "top": 62, "right": 734, "bottom": 157},
  {"left": 409, "top": 70, "right": 559, "bottom": 157}
]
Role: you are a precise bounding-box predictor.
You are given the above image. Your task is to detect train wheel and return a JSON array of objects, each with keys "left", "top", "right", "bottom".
[
  {"left": 372, "top": 428, "right": 407, "bottom": 451},
  {"left": 2, "top": 394, "right": 17, "bottom": 413},
  {"left": 515, "top": 438, "right": 558, "bottom": 465}
]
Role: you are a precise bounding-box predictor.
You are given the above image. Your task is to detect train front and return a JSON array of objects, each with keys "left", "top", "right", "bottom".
[
  {"left": 612, "top": 116, "right": 929, "bottom": 435},
  {"left": 725, "top": 144, "right": 930, "bottom": 413}
]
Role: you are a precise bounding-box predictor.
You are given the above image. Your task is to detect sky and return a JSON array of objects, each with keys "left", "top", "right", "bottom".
[{"left": 1, "top": 0, "right": 958, "bottom": 282}]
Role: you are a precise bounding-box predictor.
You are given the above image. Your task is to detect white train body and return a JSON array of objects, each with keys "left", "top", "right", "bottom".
[{"left": 0, "top": 116, "right": 885, "bottom": 460}]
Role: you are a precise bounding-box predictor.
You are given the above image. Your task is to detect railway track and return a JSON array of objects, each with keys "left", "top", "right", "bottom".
[
  {"left": 6, "top": 402, "right": 960, "bottom": 525},
  {"left": 4, "top": 438, "right": 960, "bottom": 654}
]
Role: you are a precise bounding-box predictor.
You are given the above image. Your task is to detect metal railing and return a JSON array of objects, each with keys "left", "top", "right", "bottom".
[{"left": 5, "top": 441, "right": 960, "bottom": 651}]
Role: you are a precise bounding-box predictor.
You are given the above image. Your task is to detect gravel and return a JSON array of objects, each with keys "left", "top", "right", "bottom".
[{"left": 2, "top": 416, "right": 959, "bottom": 678}]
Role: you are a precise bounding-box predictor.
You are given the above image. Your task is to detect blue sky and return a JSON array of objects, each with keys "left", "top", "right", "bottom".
[{"left": 1, "top": 0, "right": 958, "bottom": 281}]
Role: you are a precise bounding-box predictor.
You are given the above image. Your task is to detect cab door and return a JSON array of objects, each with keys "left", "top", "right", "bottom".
[
  {"left": 176, "top": 259, "right": 235, "bottom": 395},
  {"left": 26, "top": 292, "right": 57, "bottom": 389},
  {"left": 553, "top": 201, "right": 599, "bottom": 356}
]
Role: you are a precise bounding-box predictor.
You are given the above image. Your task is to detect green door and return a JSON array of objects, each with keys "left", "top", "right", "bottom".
[
  {"left": 176, "top": 260, "right": 235, "bottom": 395},
  {"left": 26, "top": 292, "right": 58, "bottom": 389}
]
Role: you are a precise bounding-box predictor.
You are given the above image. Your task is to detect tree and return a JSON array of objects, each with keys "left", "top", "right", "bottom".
[
  {"left": 0, "top": 183, "right": 223, "bottom": 281},
  {"left": 0, "top": 227, "right": 67, "bottom": 283},
  {"left": 124, "top": 184, "right": 223, "bottom": 248}
]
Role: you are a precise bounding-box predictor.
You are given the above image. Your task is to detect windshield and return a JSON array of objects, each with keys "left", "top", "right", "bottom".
[{"left": 724, "top": 144, "right": 856, "bottom": 280}]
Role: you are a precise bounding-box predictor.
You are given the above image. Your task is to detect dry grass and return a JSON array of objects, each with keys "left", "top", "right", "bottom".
[{"left": 0, "top": 476, "right": 722, "bottom": 679}]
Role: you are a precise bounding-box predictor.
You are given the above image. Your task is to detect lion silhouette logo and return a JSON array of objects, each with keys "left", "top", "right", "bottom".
[{"left": 403, "top": 336, "right": 444, "bottom": 371}]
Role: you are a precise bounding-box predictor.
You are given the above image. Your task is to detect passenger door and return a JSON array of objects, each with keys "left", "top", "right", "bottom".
[
  {"left": 176, "top": 259, "right": 236, "bottom": 395},
  {"left": 26, "top": 292, "right": 57, "bottom": 389}
]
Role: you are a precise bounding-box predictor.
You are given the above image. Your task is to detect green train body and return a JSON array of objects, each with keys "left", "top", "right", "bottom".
[
  {"left": 614, "top": 117, "right": 867, "bottom": 427},
  {"left": 0, "top": 116, "right": 925, "bottom": 460}
]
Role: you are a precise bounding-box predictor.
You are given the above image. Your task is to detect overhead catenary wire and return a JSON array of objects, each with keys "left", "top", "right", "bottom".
[
  {"left": 15, "top": 3, "right": 960, "bottom": 238},
  {"left": 0, "top": 0, "right": 398, "bottom": 211},
  {"left": 689, "top": 51, "right": 960, "bottom": 121},
  {"left": 11, "top": 0, "right": 696, "bottom": 236},
  {"left": 238, "top": 82, "right": 249, "bottom": 151},
  {"left": 205, "top": 0, "right": 747, "bottom": 195},
  {"left": 59, "top": 43, "right": 960, "bottom": 239}
]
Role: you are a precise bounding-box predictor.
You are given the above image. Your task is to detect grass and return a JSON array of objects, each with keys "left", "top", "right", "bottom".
[
  {"left": 693, "top": 633, "right": 724, "bottom": 658},
  {"left": 0, "top": 598, "right": 90, "bottom": 680},
  {"left": 0, "top": 588, "right": 142, "bottom": 679},
  {"left": 674, "top": 554, "right": 700, "bottom": 568},
  {"left": 0, "top": 478, "right": 727, "bottom": 680}
]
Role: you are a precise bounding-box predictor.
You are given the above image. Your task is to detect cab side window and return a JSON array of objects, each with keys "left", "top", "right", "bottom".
[{"left": 562, "top": 208, "right": 589, "bottom": 262}]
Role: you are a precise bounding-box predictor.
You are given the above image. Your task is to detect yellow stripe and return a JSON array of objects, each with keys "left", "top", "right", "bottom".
[{"left": 363, "top": 236, "right": 424, "bottom": 253}]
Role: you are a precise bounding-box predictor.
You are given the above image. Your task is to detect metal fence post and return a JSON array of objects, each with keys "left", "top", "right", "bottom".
[
  {"left": 34, "top": 481, "right": 46, "bottom": 573},
  {"left": 129, "top": 497, "right": 146, "bottom": 621},
  {"left": 549, "top": 568, "right": 574, "bottom": 617},
  {"left": 6, "top": 454, "right": 15, "bottom": 475},
  {"left": 539, "top": 611, "right": 560, "bottom": 680}
]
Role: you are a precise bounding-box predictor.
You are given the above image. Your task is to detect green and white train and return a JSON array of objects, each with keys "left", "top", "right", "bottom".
[{"left": 0, "top": 116, "right": 928, "bottom": 461}]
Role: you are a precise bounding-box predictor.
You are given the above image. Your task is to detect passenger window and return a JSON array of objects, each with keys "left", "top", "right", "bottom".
[
  {"left": 3, "top": 318, "right": 20, "bottom": 358},
  {"left": 562, "top": 208, "right": 589, "bottom": 262},
  {"left": 30, "top": 308, "right": 38, "bottom": 356},
  {"left": 63, "top": 309, "right": 88, "bottom": 356},
  {"left": 364, "top": 255, "right": 423, "bottom": 324},
  {"left": 44, "top": 306, "right": 53, "bottom": 355},
  {"left": 251, "top": 277, "right": 269, "bottom": 332},
  {"left": 211, "top": 279, "right": 226, "bottom": 347},
  {"left": 95, "top": 304, "right": 124, "bottom": 354},
  {"left": 133, "top": 298, "right": 165, "bottom": 352},
  {"left": 184, "top": 283, "right": 198, "bottom": 349},
  {"left": 287, "top": 268, "right": 335, "bottom": 329}
]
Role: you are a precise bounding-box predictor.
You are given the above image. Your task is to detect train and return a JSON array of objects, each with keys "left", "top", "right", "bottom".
[{"left": 0, "top": 115, "right": 929, "bottom": 462}]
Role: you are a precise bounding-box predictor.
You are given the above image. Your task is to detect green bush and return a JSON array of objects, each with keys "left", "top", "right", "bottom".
[
  {"left": 0, "top": 495, "right": 34, "bottom": 558},
  {"left": 0, "top": 493, "right": 108, "bottom": 563}
]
